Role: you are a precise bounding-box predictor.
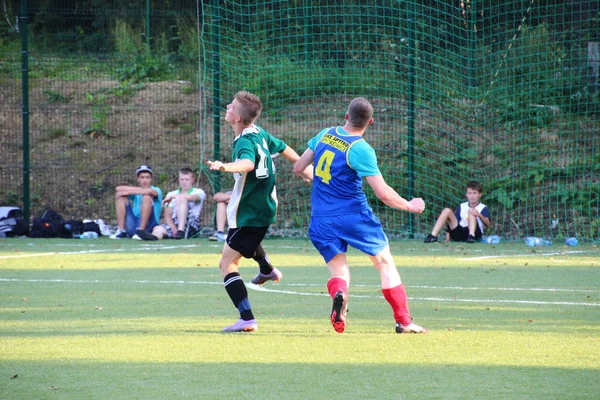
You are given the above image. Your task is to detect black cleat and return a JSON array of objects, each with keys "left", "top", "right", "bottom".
[
  {"left": 134, "top": 229, "right": 158, "bottom": 241},
  {"left": 330, "top": 291, "right": 348, "bottom": 333},
  {"left": 424, "top": 234, "right": 438, "bottom": 243}
]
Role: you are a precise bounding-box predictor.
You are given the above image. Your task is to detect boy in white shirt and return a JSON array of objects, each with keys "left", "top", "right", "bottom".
[
  {"left": 134, "top": 168, "right": 205, "bottom": 240},
  {"left": 424, "top": 180, "right": 490, "bottom": 244}
]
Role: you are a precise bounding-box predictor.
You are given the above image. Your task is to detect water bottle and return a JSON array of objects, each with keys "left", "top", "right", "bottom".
[
  {"left": 64, "top": 223, "right": 80, "bottom": 238},
  {"left": 80, "top": 231, "right": 98, "bottom": 239},
  {"left": 483, "top": 235, "right": 501, "bottom": 244},
  {"left": 565, "top": 237, "right": 578, "bottom": 246},
  {"left": 551, "top": 214, "right": 558, "bottom": 230},
  {"left": 525, "top": 236, "right": 552, "bottom": 247}
]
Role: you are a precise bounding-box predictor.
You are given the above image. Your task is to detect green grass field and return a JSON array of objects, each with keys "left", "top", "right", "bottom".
[{"left": 1, "top": 238, "right": 599, "bottom": 400}]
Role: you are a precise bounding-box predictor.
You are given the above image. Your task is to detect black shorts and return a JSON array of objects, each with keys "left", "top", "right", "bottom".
[
  {"left": 449, "top": 225, "right": 482, "bottom": 242},
  {"left": 227, "top": 226, "right": 269, "bottom": 258}
]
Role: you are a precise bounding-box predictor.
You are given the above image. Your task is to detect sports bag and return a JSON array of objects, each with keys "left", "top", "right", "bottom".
[{"left": 0, "top": 207, "right": 29, "bottom": 237}]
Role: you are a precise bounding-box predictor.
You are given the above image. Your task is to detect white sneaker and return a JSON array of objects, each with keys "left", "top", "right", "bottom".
[
  {"left": 396, "top": 322, "right": 428, "bottom": 334},
  {"left": 131, "top": 234, "right": 142, "bottom": 240},
  {"left": 95, "top": 219, "right": 113, "bottom": 236}
]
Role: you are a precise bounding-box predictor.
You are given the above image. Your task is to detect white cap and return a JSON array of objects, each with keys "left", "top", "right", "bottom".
[{"left": 135, "top": 164, "right": 153, "bottom": 176}]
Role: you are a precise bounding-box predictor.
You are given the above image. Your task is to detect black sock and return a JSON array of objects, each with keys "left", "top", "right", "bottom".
[
  {"left": 253, "top": 245, "right": 273, "bottom": 275},
  {"left": 223, "top": 272, "right": 254, "bottom": 320}
]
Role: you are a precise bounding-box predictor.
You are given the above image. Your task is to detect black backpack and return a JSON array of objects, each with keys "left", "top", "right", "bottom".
[
  {"left": 0, "top": 207, "right": 29, "bottom": 237},
  {"left": 29, "top": 209, "right": 70, "bottom": 238}
]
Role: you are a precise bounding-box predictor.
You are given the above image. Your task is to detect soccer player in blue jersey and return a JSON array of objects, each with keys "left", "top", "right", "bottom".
[{"left": 294, "top": 97, "right": 427, "bottom": 334}]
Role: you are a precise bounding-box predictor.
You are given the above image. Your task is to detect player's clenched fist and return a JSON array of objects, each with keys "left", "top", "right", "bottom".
[
  {"left": 407, "top": 198, "right": 425, "bottom": 214},
  {"left": 207, "top": 160, "right": 225, "bottom": 172}
]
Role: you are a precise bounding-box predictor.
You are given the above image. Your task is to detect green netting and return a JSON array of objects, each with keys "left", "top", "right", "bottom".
[{"left": 1, "top": 1, "right": 599, "bottom": 241}]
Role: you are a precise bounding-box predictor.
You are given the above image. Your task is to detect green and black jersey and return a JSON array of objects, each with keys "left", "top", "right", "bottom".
[{"left": 227, "top": 125, "right": 287, "bottom": 228}]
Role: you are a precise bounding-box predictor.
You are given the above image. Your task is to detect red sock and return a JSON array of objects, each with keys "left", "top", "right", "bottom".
[
  {"left": 382, "top": 283, "right": 411, "bottom": 326},
  {"left": 327, "top": 277, "right": 348, "bottom": 299}
]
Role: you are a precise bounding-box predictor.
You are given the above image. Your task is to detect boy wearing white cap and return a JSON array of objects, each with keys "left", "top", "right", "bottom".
[{"left": 110, "top": 164, "right": 163, "bottom": 239}]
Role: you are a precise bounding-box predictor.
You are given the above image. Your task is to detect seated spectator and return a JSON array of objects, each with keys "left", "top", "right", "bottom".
[
  {"left": 208, "top": 191, "right": 232, "bottom": 242},
  {"left": 424, "top": 180, "right": 490, "bottom": 244},
  {"left": 134, "top": 167, "right": 205, "bottom": 240},
  {"left": 110, "top": 164, "right": 163, "bottom": 239}
]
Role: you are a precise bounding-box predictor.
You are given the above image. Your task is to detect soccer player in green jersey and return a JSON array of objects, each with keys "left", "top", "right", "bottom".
[{"left": 208, "top": 91, "right": 312, "bottom": 332}]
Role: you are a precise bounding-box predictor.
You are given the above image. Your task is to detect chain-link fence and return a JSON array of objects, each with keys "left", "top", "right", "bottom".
[{"left": 1, "top": 0, "right": 599, "bottom": 240}]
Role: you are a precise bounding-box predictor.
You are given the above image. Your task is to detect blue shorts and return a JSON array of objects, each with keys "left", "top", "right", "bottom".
[
  {"left": 125, "top": 204, "right": 158, "bottom": 237},
  {"left": 308, "top": 209, "right": 388, "bottom": 263}
]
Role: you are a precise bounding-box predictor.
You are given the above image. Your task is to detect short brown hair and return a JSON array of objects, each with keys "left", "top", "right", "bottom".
[
  {"left": 346, "top": 97, "right": 373, "bottom": 128},
  {"left": 179, "top": 167, "right": 195, "bottom": 178},
  {"left": 234, "top": 91, "right": 263, "bottom": 125},
  {"left": 466, "top": 180, "right": 483, "bottom": 193}
]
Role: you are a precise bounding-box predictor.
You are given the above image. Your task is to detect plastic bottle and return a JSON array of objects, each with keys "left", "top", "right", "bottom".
[
  {"left": 80, "top": 231, "right": 98, "bottom": 239},
  {"left": 64, "top": 223, "right": 80, "bottom": 238},
  {"left": 565, "top": 237, "right": 578, "bottom": 246},
  {"left": 525, "top": 236, "right": 552, "bottom": 247},
  {"left": 551, "top": 214, "right": 558, "bottom": 230},
  {"left": 483, "top": 235, "right": 501, "bottom": 244}
]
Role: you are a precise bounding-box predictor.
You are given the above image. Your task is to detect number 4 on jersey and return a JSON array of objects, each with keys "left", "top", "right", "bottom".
[{"left": 315, "top": 150, "right": 335, "bottom": 184}]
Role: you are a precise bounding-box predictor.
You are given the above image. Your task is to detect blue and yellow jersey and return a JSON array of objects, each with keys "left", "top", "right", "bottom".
[{"left": 308, "top": 126, "right": 381, "bottom": 216}]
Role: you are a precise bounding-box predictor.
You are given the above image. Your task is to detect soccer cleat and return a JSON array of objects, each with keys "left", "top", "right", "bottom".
[
  {"left": 251, "top": 268, "right": 282, "bottom": 285},
  {"left": 134, "top": 229, "right": 158, "bottom": 241},
  {"left": 131, "top": 234, "right": 142, "bottom": 240},
  {"left": 330, "top": 291, "right": 348, "bottom": 333},
  {"left": 424, "top": 234, "right": 438, "bottom": 243},
  {"left": 395, "top": 322, "right": 428, "bottom": 334},
  {"left": 109, "top": 229, "right": 128, "bottom": 239},
  {"left": 222, "top": 318, "right": 257, "bottom": 332},
  {"left": 466, "top": 234, "right": 476, "bottom": 244},
  {"left": 176, "top": 230, "right": 185, "bottom": 240}
]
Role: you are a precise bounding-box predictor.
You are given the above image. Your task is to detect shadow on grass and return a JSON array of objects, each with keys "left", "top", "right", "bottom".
[{"left": 1, "top": 360, "right": 598, "bottom": 400}]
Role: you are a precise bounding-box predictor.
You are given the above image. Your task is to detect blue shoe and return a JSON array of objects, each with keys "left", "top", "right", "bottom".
[
  {"left": 222, "top": 318, "right": 257, "bottom": 332},
  {"left": 209, "top": 232, "right": 226, "bottom": 242}
]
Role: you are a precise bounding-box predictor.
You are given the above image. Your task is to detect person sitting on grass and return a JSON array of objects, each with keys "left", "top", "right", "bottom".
[
  {"left": 134, "top": 167, "right": 206, "bottom": 241},
  {"left": 110, "top": 164, "right": 163, "bottom": 239},
  {"left": 208, "top": 191, "right": 232, "bottom": 242},
  {"left": 424, "top": 180, "right": 490, "bottom": 244}
]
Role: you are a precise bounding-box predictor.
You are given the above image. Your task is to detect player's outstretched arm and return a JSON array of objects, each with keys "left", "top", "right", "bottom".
[
  {"left": 293, "top": 148, "right": 315, "bottom": 181},
  {"left": 207, "top": 159, "right": 254, "bottom": 173},
  {"left": 282, "top": 146, "right": 313, "bottom": 181},
  {"left": 365, "top": 175, "right": 425, "bottom": 213}
]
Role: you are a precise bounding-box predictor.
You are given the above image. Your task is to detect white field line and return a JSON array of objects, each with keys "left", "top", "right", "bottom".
[
  {"left": 0, "top": 245, "right": 200, "bottom": 259},
  {"left": 286, "top": 283, "right": 597, "bottom": 293},
  {"left": 1, "top": 278, "right": 598, "bottom": 307},
  {"left": 459, "top": 250, "right": 592, "bottom": 260},
  {"left": 3, "top": 244, "right": 596, "bottom": 260},
  {"left": 247, "top": 285, "right": 600, "bottom": 307}
]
